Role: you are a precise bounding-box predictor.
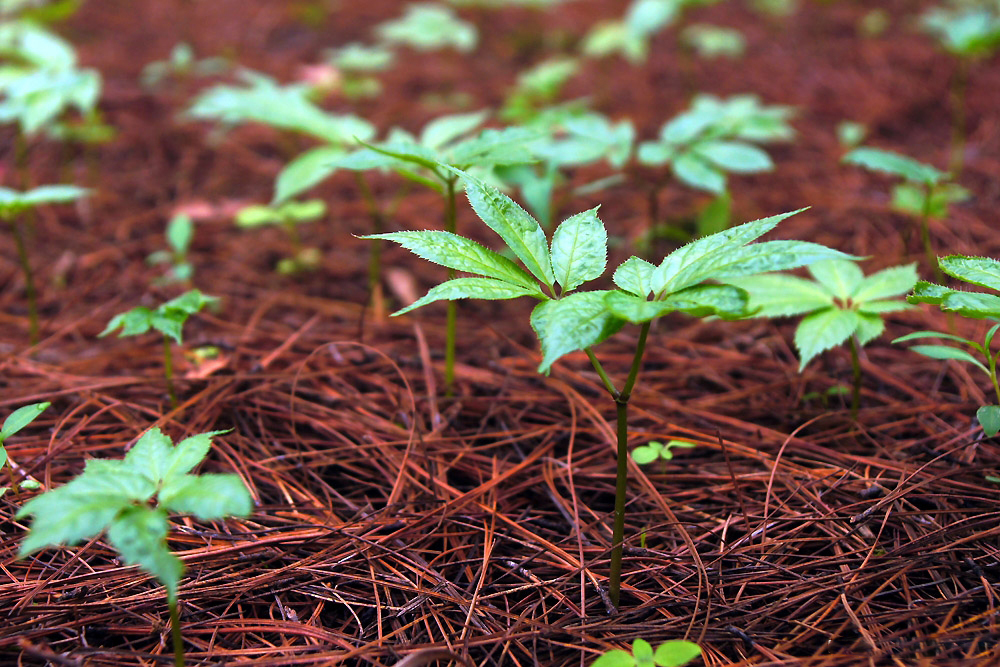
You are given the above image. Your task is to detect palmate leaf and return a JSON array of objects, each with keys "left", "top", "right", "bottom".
[
  {"left": 672, "top": 152, "right": 725, "bottom": 194},
  {"left": 124, "top": 427, "right": 175, "bottom": 483},
  {"left": 531, "top": 291, "right": 625, "bottom": 373},
  {"left": 361, "top": 231, "right": 537, "bottom": 288},
  {"left": 794, "top": 307, "right": 861, "bottom": 370},
  {"left": 605, "top": 284, "right": 749, "bottom": 323},
  {"left": 393, "top": 277, "right": 542, "bottom": 315},
  {"left": 738, "top": 273, "right": 832, "bottom": 317},
  {"left": 939, "top": 255, "right": 1000, "bottom": 292},
  {"left": 855, "top": 312, "right": 885, "bottom": 346},
  {"left": 159, "top": 473, "right": 254, "bottom": 520},
  {"left": 163, "top": 430, "right": 229, "bottom": 483},
  {"left": 1, "top": 402, "right": 49, "bottom": 442},
  {"left": 550, "top": 207, "right": 607, "bottom": 292},
  {"left": 808, "top": 259, "right": 863, "bottom": 301},
  {"left": 106, "top": 506, "right": 184, "bottom": 600},
  {"left": 851, "top": 263, "right": 918, "bottom": 303}
]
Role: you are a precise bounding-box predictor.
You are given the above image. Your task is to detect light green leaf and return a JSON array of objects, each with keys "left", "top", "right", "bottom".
[
  {"left": 550, "top": 207, "right": 607, "bottom": 292},
  {"left": 808, "top": 260, "right": 863, "bottom": 301},
  {"left": 420, "top": 110, "right": 489, "bottom": 151},
  {"left": 281, "top": 199, "right": 326, "bottom": 221},
  {"left": 890, "top": 183, "right": 928, "bottom": 217},
  {"left": 909, "top": 344, "right": 989, "bottom": 375},
  {"left": 940, "top": 291, "right": 1000, "bottom": 319},
  {"left": 851, "top": 263, "right": 918, "bottom": 303},
  {"left": 393, "top": 277, "right": 542, "bottom": 315},
  {"left": 166, "top": 215, "right": 193, "bottom": 254},
  {"left": 855, "top": 312, "right": 885, "bottom": 346},
  {"left": 159, "top": 473, "right": 253, "bottom": 520},
  {"left": 0, "top": 448, "right": 6, "bottom": 469},
  {"left": 977, "top": 405, "right": 1000, "bottom": 437},
  {"left": 150, "top": 313, "right": 184, "bottom": 344},
  {"left": 632, "top": 639, "right": 654, "bottom": 663},
  {"left": 362, "top": 231, "right": 537, "bottom": 288},
  {"left": 236, "top": 205, "right": 279, "bottom": 228},
  {"left": 274, "top": 146, "right": 345, "bottom": 204},
  {"left": 613, "top": 257, "right": 656, "bottom": 297},
  {"left": 591, "top": 649, "right": 636, "bottom": 667},
  {"left": 20, "top": 185, "right": 90, "bottom": 206},
  {"left": 695, "top": 140, "right": 772, "bottom": 173},
  {"left": 907, "top": 281, "right": 951, "bottom": 305},
  {"left": 843, "top": 147, "right": 943, "bottom": 184},
  {"left": 857, "top": 300, "right": 913, "bottom": 314},
  {"left": 99, "top": 307, "right": 154, "bottom": 338},
  {"left": 653, "top": 640, "right": 702, "bottom": 667},
  {"left": 939, "top": 256, "right": 1000, "bottom": 292},
  {"left": 794, "top": 308, "right": 860, "bottom": 369},
  {"left": 1, "top": 402, "right": 49, "bottom": 442},
  {"left": 124, "top": 428, "right": 174, "bottom": 483},
  {"left": 631, "top": 443, "right": 663, "bottom": 465},
  {"left": 672, "top": 152, "right": 726, "bottom": 194},
  {"left": 448, "top": 126, "right": 540, "bottom": 168},
  {"left": 530, "top": 291, "right": 625, "bottom": 373},
  {"left": 892, "top": 330, "right": 976, "bottom": 346},
  {"left": 664, "top": 284, "right": 750, "bottom": 319},
  {"left": 688, "top": 240, "right": 853, "bottom": 287},
  {"left": 457, "top": 170, "right": 555, "bottom": 288},
  {"left": 738, "top": 273, "right": 832, "bottom": 317},
  {"left": 604, "top": 291, "right": 678, "bottom": 323},
  {"left": 106, "top": 506, "right": 184, "bottom": 599},
  {"left": 163, "top": 430, "right": 228, "bottom": 483}
]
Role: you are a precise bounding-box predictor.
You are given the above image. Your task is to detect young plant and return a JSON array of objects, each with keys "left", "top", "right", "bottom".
[
  {"left": 582, "top": 0, "right": 722, "bottom": 64},
  {"left": 500, "top": 57, "right": 579, "bottom": 124},
  {"left": 100, "top": 290, "right": 219, "bottom": 409},
  {"left": 140, "top": 42, "right": 230, "bottom": 90},
  {"left": 894, "top": 254, "right": 1000, "bottom": 436},
  {"left": 680, "top": 23, "right": 746, "bottom": 59},
  {"left": 374, "top": 3, "right": 478, "bottom": 53},
  {"left": 591, "top": 638, "right": 701, "bottom": 667},
  {"left": 364, "top": 169, "right": 850, "bottom": 606},
  {"left": 1, "top": 402, "right": 49, "bottom": 499},
  {"left": 737, "top": 259, "right": 917, "bottom": 417},
  {"left": 17, "top": 427, "right": 254, "bottom": 667},
  {"left": 631, "top": 439, "right": 696, "bottom": 476},
  {"left": 148, "top": 213, "right": 195, "bottom": 285},
  {"left": 842, "top": 146, "right": 968, "bottom": 274},
  {"left": 0, "top": 184, "right": 88, "bottom": 344},
  {"left": 235, "top": 199, "right": 325, "bottom": 274},
  {"left": 324, "top": 42, "right": 395, "bottom": 100}
]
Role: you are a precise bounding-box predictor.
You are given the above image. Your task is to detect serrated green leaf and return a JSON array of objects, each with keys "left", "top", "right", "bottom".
[
  {"left": 124, "top": 428, "right": 174, "bottom": 484},
  {"left": 855, "top": 312, "right": 885, "bottom": 346},
  {"left": 685, "top": 240, "right": 853, "bottom": 288},
  {"left": 738, "top": 273, "right": 832, "bottom": 317},
  {"left": 362, "top": 231, "right": 537, "bottom": 288},
  {"left": 106, "top": 506, "right": 184, "bottom": 599},
  {"left": 907, "top": 281, "right": 951, "bottom": 305},
  {"left": 449, "top": 126, "right": 540, "bottom": 168},
  {"left": 672, "top": 152, "right": 726, "bottom": 194},
  {"left": 939, "top": 256, "right": 1000, "bottom": 292},
  {"left": 851, "top": 263, "right": 918, "bottom": 302},
  {"left": 977, "top": 405, "right": 1000, "bottom": 437},
  {"left": 613, "top": 257, "right": 656, "bottom": 297},
  {"left": 695, "top": 140, "right": 772, "bottom": 173},
  {"left": 1, "top": 402, "right": 49, "bottom": 442},
  {"left": 419, "top": 110, "right": 489, "bottom": 151},
  {"left": 591, "top": 649, "right": 636, "bottom": 667},
  {"left": 530, "top": 291, "right": 625, "bottom": 373},
  {"left": 550, "top": 207, "right": 607, "bottom": 293},
  {"left": 909, "top": 344, "right": 990, "bottom": 375},
  {"left": 653, "top": 640, "right": 702, "bottom": 667},
  {"left": 159, "top": 473, "right": 253, "bottom": 520},
  {"left": 843, "top": 147, "right": 943, "bottom": 184},
  {"left": 99, "top": 308, "right": 151, "bottom": 338},
  {"left": 163, "top": 430, "right": 228, "bottom": 483},
  {"left": 940, "top": 291, "right": 1000, "bottom": 319},
  {"left": 605, "top": 291, "right": 678, "bottom": 323},
  {"left": 150, "top": 313, "right": 184, "bottom": 344},
  {"left": 457, "top": 170, "right": 555, "bottom": 288},
  {"left": 394, "top": 277, "right": 542, "bottom": 315},
  {"left": 808, "top": 259, "right": 863, "bottom": 301},
  {"left": 274, "top": 146, "right": 345, "bottom": 204},
  {"left": 162, "top": 289, "right": 218, "bottom": 316},
  {"left": 664, "top": 284, "right": 751, "bottom": 319},
  {"left": 794, "top": 308, "right": 860, "bottom": 369}
]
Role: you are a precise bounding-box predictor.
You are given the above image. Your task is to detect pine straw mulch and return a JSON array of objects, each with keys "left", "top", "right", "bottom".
[{"left": 4, "top": 0, "right": 1000, "bottom": 665}]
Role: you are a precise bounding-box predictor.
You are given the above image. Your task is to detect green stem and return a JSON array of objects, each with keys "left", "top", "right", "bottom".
[
  {"left": 354, "top": 173, "right": 384, "bottom": 299},
  {"left": 949, "top": 57, "right": 969, "bottom": 178},
  {"left": 849, "top": 335, "right": 862, "bottom": 420},
  {"left": 163, "top": 335, "right": 177, "bottom": 409},
  {"left": 919, "top": 187, "right": 941, "bottom": 282},
  {"left": 9, "top": 217, "right": 40, "bottom": 345},
  {"left": 591, "top": 321, "right": 651, "bottom": 609},
  {"left": 5, "top": 458, "right": 20, "bottom": 502},
  {"left": 988, "top": 346, "right": 1000, "bottom": 407},
  {"left": 169, "top": 594, "right": 185, "bottom": 667},
  {"left": 444, "top": 177, "right": 457, "bottom": 395}
]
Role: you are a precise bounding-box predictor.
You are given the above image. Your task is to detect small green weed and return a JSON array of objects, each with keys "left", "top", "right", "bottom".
[
  {"left": 1, "top": 402, "right": 49, "bottom": 498},
  {"left": 591, "top": 638, "right": 701, "bottom": 666}
]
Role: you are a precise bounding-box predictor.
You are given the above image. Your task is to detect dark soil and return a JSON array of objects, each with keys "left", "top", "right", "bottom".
[{"left": 3, "top": 1, "right": 1000, "bottom": 665}]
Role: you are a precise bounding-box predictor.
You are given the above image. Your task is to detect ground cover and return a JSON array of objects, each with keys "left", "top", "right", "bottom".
[{"left": 2, "top": 0, "right": 1000, "bottom": 665}]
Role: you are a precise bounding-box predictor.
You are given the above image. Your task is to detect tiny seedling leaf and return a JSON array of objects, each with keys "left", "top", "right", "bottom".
[
  {"left": 419, "top": 110, "right": 489, "bottom": 151},
  {"left": 274, "top": 146, "right": 346, "bottom": 204},
  {"left": 158, "top": 473, "right": 254, "bottom": 520},
  {"left": 653, "top": 640, "right": 702, "bottom": 667},
  {"left": 672, "top": 152, "right": 725, "bottom": 194},
  {"left": 590, "top": 649, "right": 635, "bottom": 667},
  {"left": 1, "top": 402, "right": 49, "bottom": 442},
  {"left": 695, "top": 140, "right": 773, "bottom": 173},
  {"left": 977, "top": 405, "right": 1000, "bottom": 437}
]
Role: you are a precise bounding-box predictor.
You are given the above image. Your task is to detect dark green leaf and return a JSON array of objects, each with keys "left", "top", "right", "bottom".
[{"left": 530, "top": 292, "right": 625, "bottom": 372}]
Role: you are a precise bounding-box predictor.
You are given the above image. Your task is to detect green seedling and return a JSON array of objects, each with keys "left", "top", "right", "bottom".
[
  {"left": 836, "top": 120, "right": 867, "bottom": 149},
  {"left": 631, "top": 439, "right": 696, "bottom": 476},
  {"left": 141, "top": 42, "right": 230, "bottom": 90},
  {"left": 582, "top": 0, "right": 721, "bottom": 64},
  {"left": 0, "top": 401, "right": 48, "bottom": 498},
  {"left": 750, "top": 0, "right": 797, "bottom": 17},
  {"left": 235, "top": 199, "right": 325, "bottom": 274},
  {"left": 921, "top": 5, "right": 1000, "bottom": 174},
  {"left": 374, "top": 3, "right": 478, "bottom": 52},
  {"left": 0, "top": 184, "right": 88, "bottom": 344},
  {"left": 738, "top": 259, "right": 917, "bottom": 417},
  {"left": 680, "top": 23, "right": 745, "bottom": 59},
  {"left": 0, "top": 0, "right": 83, "bottom": 23},
  {"left": 591, "top": 638, "right": 701, "bottom": 667},
  {"left": 842, "top": 146, "right": 968, "bottom": 274},
  {"left": 365, "top": 169, "right": 850, "bottom": 606},
  {"left": 325, "top": 42, "right": 395, "bottom": 100},
  {"left": 100, "top": 290, "right": 219, "bottom": 409},
  {"left": 17, "top": 427, "right": 253, "bottom": 667},
  {"left": 148, "top": 213, "right": 195, "bottom": 285},
  {"left": 500, "top": 57, "right": 579, "bottom": 124},
  {"left": 894, "top": 254, "right": 1000, "bottom": 436}
]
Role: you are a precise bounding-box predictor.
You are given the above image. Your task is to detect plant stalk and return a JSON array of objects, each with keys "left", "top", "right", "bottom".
[
  {"left": 919, "top": 186, "right": 941, "bottom": 283},
  {"left": 848, "top": 335, "right": 862, "bottom": 419},
  {"left": 444, "top": 177, "right": 458, "bottom": 395},
  {"left": 9, "top": 217, "right": 40, "bottom": 345},
  {"left": 949, "top": 57, "right": 969, "bottom": 178},
  {"left": 163, "top": 334, "right": 177, "bottom": 409},
  {"left": 169, "top": 594, "right": 185, "bottom": 667},
  {"left": 355, "top": 173, "right": 385, "bottom": 313}
]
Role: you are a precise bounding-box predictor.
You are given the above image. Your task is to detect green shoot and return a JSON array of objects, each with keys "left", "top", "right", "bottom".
[
  {"left": 738, "top": 259, "right": 917, "bottom": 417},
  {"left": 0, "top": 401, "right": 49, "bottom": 499},
  {"left": 17, "top": 427, "right": 253, "bottom": 667},
  {"left": 582, "top": 0, "right": 722, "bottom": 64},
  {"left": 364, "top": 169, "right": 851, "bottom": 607},
  {"left": 141, "top": 42, "right": 230, "bottom": 90},
  {"left": 500, "top": 57, "right": 579, "bottom": 124},
  {"left": 235, "top": 199, "right": 326, "bottom": 274},
  {"left": 325, "top": 42, "right": 395, "bottom": 99},
  {"left": 836, "top": 120, "right": 867, "bottom": 150},
  {"left": 0, "top": 184, "right": 88, "bottom": 344},
  {"left": 894, "top": 254, "right": 1000, "bottom": 436},
  {"left": 681, "top": 24, "right": 746, "bottom": 59},
  {"left": 148, "top": 214, "right": 195, "bottom": 285},
  {"left": 842, "top": 146, "right": 968, "bottom": 274},
  {"left": 374, "top": 3, "right": 478, "bottom": 53},
  {"left": 631, "top": 439, "right": 697, "bottom": 464},
  {"left": 100, "top": 290, "right": 219, "bottom": 409},
  {"left": 591, "top": 638, "right": 702, "bottom": 667}
]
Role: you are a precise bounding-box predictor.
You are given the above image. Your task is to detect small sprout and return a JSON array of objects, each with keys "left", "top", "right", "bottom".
[
  {"left": 1, "top": 402, "right": 49, "bottom": 498},
  {"left": 140, "top": 42, "right": 230, "bottom": 89},
  {"left": 738, "top": 259, "right": 917, "bottom": 416},
  {"left": 148, "top": 213, "right": 195, "bottom": 285},
  {"left": 17, "top": 427, "right": 253, "bottom": 667},
  {"left": 500, "top": 57, "right": 579, "bottom": 123},
  {"left": 374, "top": 3, "right": 478, "bottom": 53},
  {"left": 894, "top": 254, "right": 1000, "bottom": 436},
  {"left": 324, "top": 42, "right": 395, "bottom": 99},
  {"left": 681, "top": 24, "right": 746, "bottom": 59},
  {"left": 235, "top": 199, "right": 326, "bottom": 273},
  {"left": 836, "top": 121, "right": 867, "bottom": 149},
  {"left": 582, "top": 0, "right": 724, "bottom": 63},
  {"left": 591, "top": 638, "right": 702, "bottom": 667},
  {"left": 632, "top": 439, "right": 697, "bottom": 465}
]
